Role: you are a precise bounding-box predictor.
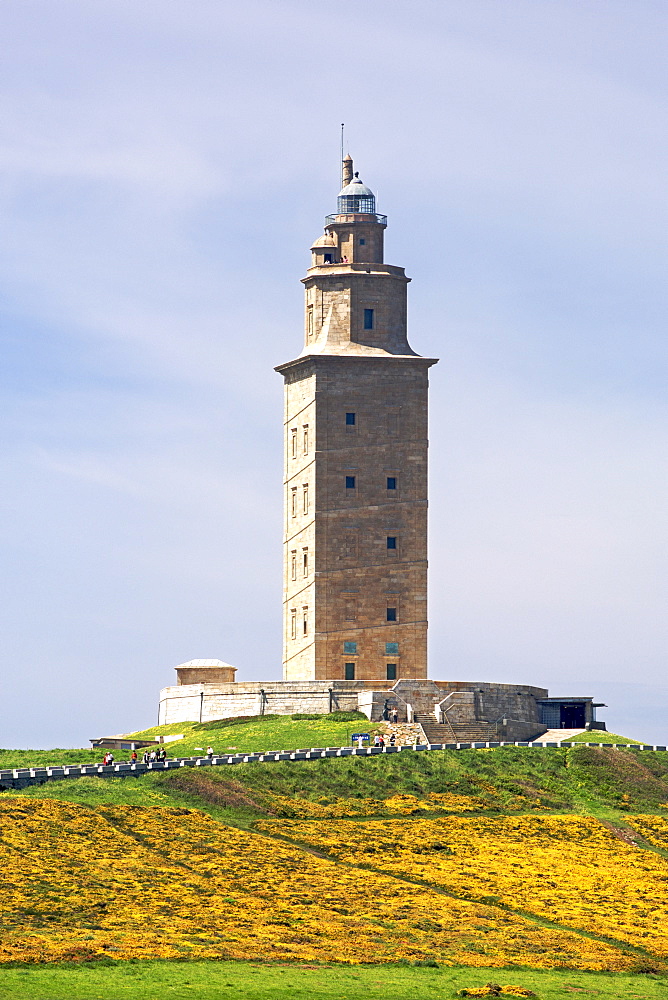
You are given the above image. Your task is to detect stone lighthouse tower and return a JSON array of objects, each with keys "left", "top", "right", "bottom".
[{"left": 276, "top": 157, "right": 438, "bottom": 683}]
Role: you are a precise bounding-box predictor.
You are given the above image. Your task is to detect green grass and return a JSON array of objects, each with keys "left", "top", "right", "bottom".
[
  {"left": 564, "top": 732, "right": 644, "bottom": 745},
  {"left": 0, "top": 959, "right": 665, "bottom": 1000},
  {"left": 122, "top": 712, "right": 382, "bottom": 758},
  {"left": 3, "top": 774, "right": 179, "bottom": 808},
  {"left": 0, "top": 714, "right": 378, "bottom": 770},
  {"left": 0, "top": 747, "right": 102, "bottom": 769}
]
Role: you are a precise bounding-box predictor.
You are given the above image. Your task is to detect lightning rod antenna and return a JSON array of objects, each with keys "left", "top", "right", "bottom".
[{"left": 340, "top": 123, "right": 345, "bottom": 188}]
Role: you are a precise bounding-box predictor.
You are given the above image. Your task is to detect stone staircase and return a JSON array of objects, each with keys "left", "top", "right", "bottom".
[{"left": 414, "top": 713, "right": 500, "bottom": 744}]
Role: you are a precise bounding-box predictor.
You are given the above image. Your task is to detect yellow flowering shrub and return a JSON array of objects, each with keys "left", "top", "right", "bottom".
[
  {"left": 0, "top": 799, "right": 636, "bottom": 969},
  {"left": 267, "top": 791, "right": 484, "bottom": 818},
  {"left": 456, "top": 987, "right": 536, "bottom": 997},
  {"left": 258, "top": 813, "right": 668, "bottom": 959},
  {"left": 627, "top": 814, "right": 668, "bottom": 848}
]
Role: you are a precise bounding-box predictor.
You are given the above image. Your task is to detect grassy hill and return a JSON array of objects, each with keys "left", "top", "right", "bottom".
[
  {"left": 0, "top": 712, "right": 377, "bottom": 770},
  {"left": 0, "top": 715, "right": 646, "bottom": 771},
  {"left": 1, "top": 716, "right": 668, "bottom": 998}
]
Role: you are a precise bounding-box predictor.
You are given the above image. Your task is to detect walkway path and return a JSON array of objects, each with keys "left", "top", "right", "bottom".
[{"left": 1, "top": 738, "right": 664, "bottom": 791}]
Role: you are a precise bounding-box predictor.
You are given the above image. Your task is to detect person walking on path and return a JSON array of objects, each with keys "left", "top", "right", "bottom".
[
  {"left": 143, "top": 749, "right": 151, "bottom": 764},
  {"left": 157, "top": 747, "right": 167, "bottom": 762},
  {"left": 130, "top": 750, "right": 138, "bottom": 763},
  {"left": 391, "top": 707, "right": 399, "bottom": 724}
]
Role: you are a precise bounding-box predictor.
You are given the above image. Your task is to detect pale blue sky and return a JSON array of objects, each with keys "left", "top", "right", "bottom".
[{"left": 1, "top": 0, "right": 666, "bottom": 746}]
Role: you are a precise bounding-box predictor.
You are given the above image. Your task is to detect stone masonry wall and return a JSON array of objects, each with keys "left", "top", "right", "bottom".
[
  {"left": 280, "top": 356, "right": 435, "bottom": 683},
  {"left": 159, "top": 678, "right": 549, "bottom": 728}
]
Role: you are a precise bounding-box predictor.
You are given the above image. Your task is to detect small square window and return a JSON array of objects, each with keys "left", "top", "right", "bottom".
[
  {"left": 386, "top": 607, "right": 397, "bottom": 622},
  {"left": 363, "top": 308, "right": 374, "bottom": 330},
  {"left": 345, "top": 476, "right": 356, "bottom": 489},
  {"left": 386, "top": 477, "right": 396, "bottom": 490},
  {"left": 386, "top": 536, "right": 397, "bottom": 549},
  {"left": 344, "top": 662, "right": 355, "bottom": 680},
  {"left": 344, "top": 641, "right": 357, "bottom": 655},
  {"left": 359, "top": 238, "right": 366, "bottom": 245},
  {"left": 386, "top": 663, "right": 397, "bottom": 681},
  {"left": 346, "top": 412, "right": 356, "bottom": 426},
  {"left": 385, "top": 642, "right": 399, "bottom": 655}
]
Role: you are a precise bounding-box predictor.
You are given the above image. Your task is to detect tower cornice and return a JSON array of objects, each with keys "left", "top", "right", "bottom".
[
  {"left": 302, "top": 263, "right": 410, "bottom": 282},
  {"left": 275, "top": 354, "right": 439, "bottom": 376}
]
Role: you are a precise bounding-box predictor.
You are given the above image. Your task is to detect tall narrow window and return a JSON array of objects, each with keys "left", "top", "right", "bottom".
[
  {"left": 386, "top": 477, "right": 397, "bottom": 490},
  {"left": 302, "top": 548, "right": 308, "bottom": 577},
  {"left": 290, "top": 550, "right": 297, "bottom": 581},
  {"left": 291, "top": 428, "right": 297, "bottom": 457},
  {"left": 363, "top": 308, "right": 374, "bottom": 330},
  {"left": 344, "top": 600, "right": 356, "bottom": 621},
  {"left": 345, "top": 412, "right": 356, "bottom": 426},
  {"left": 386, "top": 663, "right": 397, "bottom": 681},
  {"left": 303, "top": 484, "right": 309, "bottom": 514},
  {"left": 291, "top": 488, "right": 297, "bottom": 517},
  {"left": 386, "top": 607, "right": 397, "bottom": 622},
  {"left": 386, "top": 536, "right": 397, "bottom": 550},
  {"left": 344, "top": 662, "right": 355, "bottom": 680},
  {"left": 290, "top": 609, "right": 297, "bottom": 639},
  {"left": 345, "top": 475, "right": 356, "bottom": 490},
  {"left": 303, "top": 425, "right": 309, "bottom": 455},
  {"left": 302, "top": 607, "right": 308, "bottom": 636},
  {"left": 307, "top": 305, "right": 313, "bottom": 340}
]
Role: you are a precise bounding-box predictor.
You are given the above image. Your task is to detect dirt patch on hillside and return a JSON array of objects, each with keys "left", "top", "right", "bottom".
[
  {"left": 599, "top": 820, "right": 641, "bottom": 847},
  {"left": 164, "top": 770, "right": 273, "bottom": 813}
]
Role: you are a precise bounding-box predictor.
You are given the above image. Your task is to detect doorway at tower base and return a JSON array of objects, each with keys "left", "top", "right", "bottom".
[{"left": 157, "top": 677, "right": 601, "bottom": 739}]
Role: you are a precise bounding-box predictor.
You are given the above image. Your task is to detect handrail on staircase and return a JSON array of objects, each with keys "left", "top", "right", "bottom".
[{"left": 440, "top": 706, "right": 458, "bottom": 742}]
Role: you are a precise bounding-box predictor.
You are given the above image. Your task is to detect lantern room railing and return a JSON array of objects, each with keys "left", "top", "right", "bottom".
[{"left": 325, "top": 213, "right": 387, "bottom": 227}]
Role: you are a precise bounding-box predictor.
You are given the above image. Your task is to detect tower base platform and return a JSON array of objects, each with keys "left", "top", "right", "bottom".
[{"left": 158, "top": 677, "right": 604, "bottom": 742}]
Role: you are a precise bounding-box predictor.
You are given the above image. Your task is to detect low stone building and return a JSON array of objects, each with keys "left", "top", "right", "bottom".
[{"left": 158, "top": 667, "right": 604, "bottom": 741}]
